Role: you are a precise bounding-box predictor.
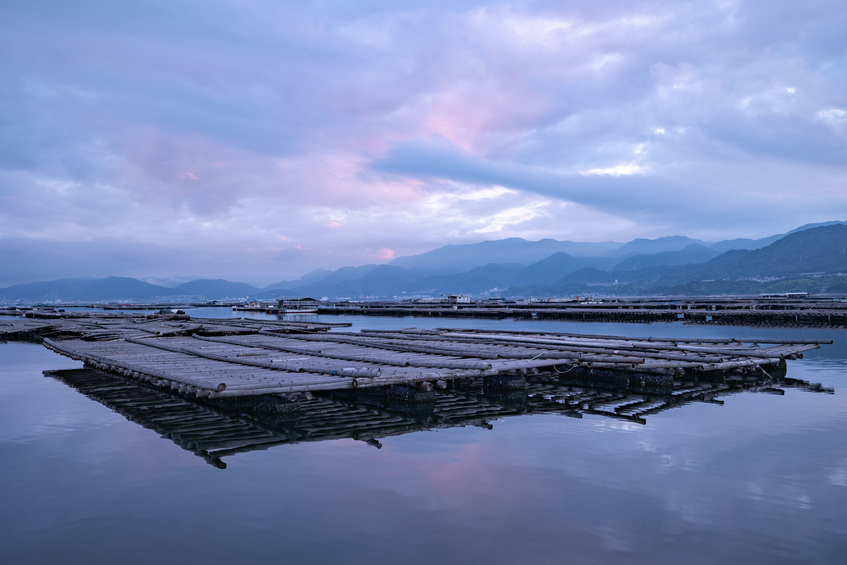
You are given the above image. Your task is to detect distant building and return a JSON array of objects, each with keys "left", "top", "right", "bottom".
[
  {"left": 267, "top": 297, "right": 320, "bottom": 314},
  {"left": 446, "top": 294, "right": 471, "bottom": 304},
  {"left": 759, "top": 292, "right": 810, "bottom": 299}
]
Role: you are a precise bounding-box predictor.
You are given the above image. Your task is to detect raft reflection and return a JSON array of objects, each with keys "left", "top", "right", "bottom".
[{"left": 45, "top": 368, "right": 833, "bottom": 469}]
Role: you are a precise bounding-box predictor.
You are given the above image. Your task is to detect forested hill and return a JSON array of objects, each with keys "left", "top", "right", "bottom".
[
  {"left": 509, "top": 224, "right": 847, "bottom": 296},
  {"left": 695, "top": 224, "right": 847, "bottom": 279}
]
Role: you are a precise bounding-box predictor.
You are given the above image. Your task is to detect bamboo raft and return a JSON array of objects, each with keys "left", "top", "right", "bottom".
[
  {"left": 0, "top": 314, "right": 346, "bottom": 341},
  {"left": 6, "top": 294, "right": 847, "bottom": 328},
  {"left": 321, "top": 297, "right": 847, "bottom": 327},
  {"left": 44, "top": 366, "right": 833, "bottom": 468},
  {"left": 1, "top": 312, "right": 828, "bottom": 399}
]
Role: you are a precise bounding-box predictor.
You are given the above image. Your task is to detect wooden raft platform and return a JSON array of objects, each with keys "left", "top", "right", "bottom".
[{"left": 29, "top": 318, "right": 830, "bottom": 399}]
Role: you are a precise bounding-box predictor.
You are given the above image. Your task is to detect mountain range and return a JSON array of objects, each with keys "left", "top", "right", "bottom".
[{"left": 2, "top": 221, "right": 846, "bottom": 303}]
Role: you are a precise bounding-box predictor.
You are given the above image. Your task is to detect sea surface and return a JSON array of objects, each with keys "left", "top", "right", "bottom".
[{"left": 2, "top": 312, "right": 846, "bottom": 564}]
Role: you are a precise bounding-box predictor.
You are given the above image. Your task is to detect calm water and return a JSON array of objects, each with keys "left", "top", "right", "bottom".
[{"left": 2, "top": 314, "right": 846, "bottom": 564}]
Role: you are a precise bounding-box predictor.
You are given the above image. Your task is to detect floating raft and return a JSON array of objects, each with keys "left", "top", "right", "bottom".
[
  {"left": 321, "top": 297, "right": 847, "bottom": 327},
  {"left": 27, "top": 316, "right": 830, "bottom": 399},
  {"left": 0, "top": 314, "right": 345, "bottom": 341}
]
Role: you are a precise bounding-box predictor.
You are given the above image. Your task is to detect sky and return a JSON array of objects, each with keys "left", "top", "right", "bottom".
[{"left": 1, "top": 0, "right": 846, "bottom": 287}]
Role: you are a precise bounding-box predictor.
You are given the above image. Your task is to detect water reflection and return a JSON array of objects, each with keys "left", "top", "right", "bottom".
[
  {"left": 45, "top": 367, "right": 834, "bottom": 469},
  {"left": 277, "top": 313, "right": 319, "bottom": 323}
]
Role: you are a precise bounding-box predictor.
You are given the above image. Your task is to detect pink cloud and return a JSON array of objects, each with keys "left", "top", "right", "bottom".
[
  {"left": 178, "top": 172, "right": 200, "bottom": 180},
  {"left": 374, "top": 247, "right": 395, "bottom": 260},
  {"left": 327, "top": 221, "right": 343, "bottom": 228}
]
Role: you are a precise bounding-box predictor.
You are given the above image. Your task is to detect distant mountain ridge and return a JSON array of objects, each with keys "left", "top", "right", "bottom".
[
  {"left": 0, "top": 277, "right": 263, "bottom": 303},
  {"left": 172, "top": 279, "right": 259, "bottom": 297},
  {"left": 696, "top": 224, "right": 847, "bottom": 279},
  {"left": 388, "top": 238, "right": 622, "bottom": 271},
  {"left": 510, "top": 253, "right": 617, "bottom": 286},
  {"left": 2, "top": 221, "right": 845, "bottom": 302},
  {"left": 611, "top": 244, "right": 719, "bottom": 271},
  {"left": 608, "top": 236, "right": 707, "bottom": 258},
  {"left": 383, "top": 223, "right": 847, "bottom": 272},
  {"left": 509, "top": 224, "right": 847, "bottom": 297},
  {"left": 0, "top": 277, "right": 173, "bottom": 302}
]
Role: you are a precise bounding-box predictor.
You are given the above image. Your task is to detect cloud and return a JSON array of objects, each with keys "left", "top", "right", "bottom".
[
  {"left": 374, "top": 247, "right": 395, "bottom": 260},
  {"left": 817, "top": 108, "right": 847, "bottom": 126},
  {"left": 0, "top": 0, "right": 846, "bottom": 282}
]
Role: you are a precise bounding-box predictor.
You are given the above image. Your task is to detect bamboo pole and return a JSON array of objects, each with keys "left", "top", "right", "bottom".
[
  {"left": 436, "top": 332, "right": 821, "bottom": 359},
  {"left": 124, "top": 336, "right": 382, "bottom": 378},
  {"left": 203, "top": 334, "right": 495, "bottom": 371},
  {"left": 436, "top": 327, "right": 833, "bottom": 345},
  {"left": 43, "top": 338, "right": 227, "bottom": 392}
]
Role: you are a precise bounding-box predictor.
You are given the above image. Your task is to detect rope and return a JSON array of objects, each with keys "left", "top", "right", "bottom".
[{"left": 759, "top": 365, "right": 774, "bottom": 383}]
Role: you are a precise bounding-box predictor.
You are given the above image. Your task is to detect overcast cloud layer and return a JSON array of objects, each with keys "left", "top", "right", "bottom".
[{"left": 1, "top": 0, "right": 846, "bottom": 286}]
